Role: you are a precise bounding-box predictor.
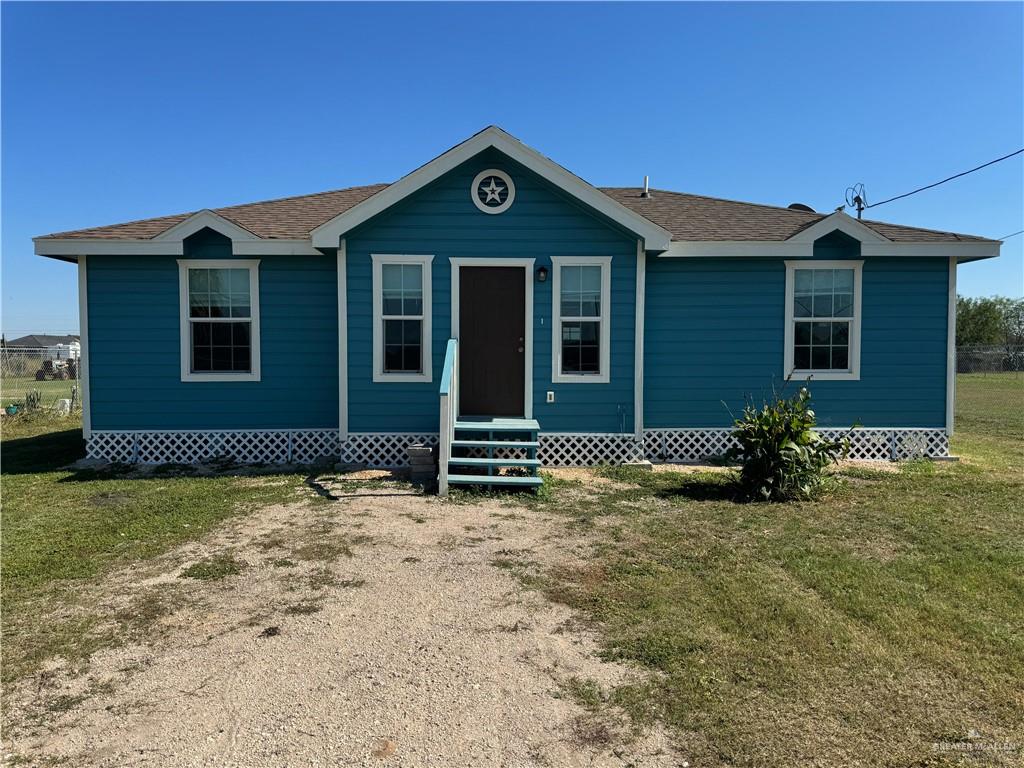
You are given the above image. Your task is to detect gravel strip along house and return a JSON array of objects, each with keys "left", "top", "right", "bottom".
[{"left": 35, "top": 126, "right": 1001, "bottom": 490}]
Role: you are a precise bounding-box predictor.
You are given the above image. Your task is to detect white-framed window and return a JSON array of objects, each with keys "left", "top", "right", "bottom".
[
  {"left": 784, "top": 259, "right": 863, "bottom": 381},
  {"left": 551, "top": 256, "right": 611, "bottom": 383},
  {"left": 372, "top": 254, "right": 433, "bottom": 382},
  {"left": 177, "top": 259, "right": 261, "bottom": 382}
]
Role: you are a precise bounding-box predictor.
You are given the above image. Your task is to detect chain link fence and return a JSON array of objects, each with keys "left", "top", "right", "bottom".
[
  {"left": 1, "top": 346, "right": 82, "bottom": 414},
  {"left": 956, "top": 345, "right": 1024, "bottom": 374},
  {"left": 0, "top": 343, "right": 1017, "bottom": 416}
]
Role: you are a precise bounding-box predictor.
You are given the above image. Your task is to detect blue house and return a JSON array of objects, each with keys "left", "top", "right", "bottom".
[{"left": 36, "top": 127, "right": 1000, "bottom": 490}]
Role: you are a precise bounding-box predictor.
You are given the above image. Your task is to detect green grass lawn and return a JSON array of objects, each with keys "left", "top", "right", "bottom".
[
  {"left": 0, "top": 413, "right": 320, "bottom": 682},
  {"left": 1, "top": 376, "right": 1021, "bottom": 765},
  {"left": 530, "top": 373, "right": 1023, "bottom": 766},
  {"left": 1, "top": 374, "right": 82, "bottom": 410}
]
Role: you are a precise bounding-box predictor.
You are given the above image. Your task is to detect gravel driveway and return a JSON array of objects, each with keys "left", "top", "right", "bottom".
[{"left": 4, "top": 474, "right": 679, "bottom": 767}]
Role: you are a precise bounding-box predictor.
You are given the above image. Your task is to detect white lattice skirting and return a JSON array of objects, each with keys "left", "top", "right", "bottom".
[
  {"left": 85, "top": 427, "right": 949, "bottom": 466},
  {"left": 643, "top": 428, "right": 949, "bottom": 462}
]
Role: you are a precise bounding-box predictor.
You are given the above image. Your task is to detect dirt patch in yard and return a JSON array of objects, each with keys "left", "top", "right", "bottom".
[{"left": 3, "top": 477, "right": 678, "bottom": 767}]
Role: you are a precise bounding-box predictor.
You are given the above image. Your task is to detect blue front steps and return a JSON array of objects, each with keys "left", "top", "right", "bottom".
[{"left": 446, "top": 418, "right": 542, "bottom": 490}]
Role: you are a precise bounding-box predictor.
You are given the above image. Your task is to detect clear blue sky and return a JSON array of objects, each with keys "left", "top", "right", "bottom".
[{"left": 3, "top": 1, "right": 1022, "bottom": 336}]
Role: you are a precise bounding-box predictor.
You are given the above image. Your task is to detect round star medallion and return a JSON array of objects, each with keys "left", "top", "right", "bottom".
[{"left": 471, "top": 169, "right": 515, "bottom": 214}]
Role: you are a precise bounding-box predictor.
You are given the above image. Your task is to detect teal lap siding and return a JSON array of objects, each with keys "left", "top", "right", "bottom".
[
  {"left": 643, "top": 240, "right": 949, "bottom": 429},
  {"left": 87, "top": 235, "right": 339, "bottom": 431},
  {"left": 346, "top": 147, "right": 638, "bottom": 434}
]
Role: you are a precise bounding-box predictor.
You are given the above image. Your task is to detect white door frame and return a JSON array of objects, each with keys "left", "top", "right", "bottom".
[{"left": 449, "top": 257, "right": 535, "bottom": 419}]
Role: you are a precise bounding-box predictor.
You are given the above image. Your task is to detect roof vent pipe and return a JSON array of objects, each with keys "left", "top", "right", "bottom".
[{"left": 641, "top": 175, "right": 650, "bottom": 198}]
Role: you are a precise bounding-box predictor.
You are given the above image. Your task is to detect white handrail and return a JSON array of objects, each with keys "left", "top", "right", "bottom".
[{"left": 438, "top": 338, "right": 458, "bottom": 496}]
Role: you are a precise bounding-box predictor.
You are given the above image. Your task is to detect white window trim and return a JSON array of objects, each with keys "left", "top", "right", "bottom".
[
  {"left": 177, "top": 259, "right": 261, "bottom": 383},
  {"left": 551, "top": 256, "right": 612, "bottom": 384},
  {"left": 784, "top": 259, "right": 863, "bottom": 382},
  {"left": 372, "top": 254, "right": 433, "bottom": 383}
]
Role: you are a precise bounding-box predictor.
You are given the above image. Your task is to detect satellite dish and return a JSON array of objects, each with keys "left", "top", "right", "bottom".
[{"left": 788, "top": 203, "right": 815, "bottom": 213}]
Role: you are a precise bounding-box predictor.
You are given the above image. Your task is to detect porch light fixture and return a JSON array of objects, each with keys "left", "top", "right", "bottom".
[{"left": 536, "top": 266, "right": 548, "bottom": 282}]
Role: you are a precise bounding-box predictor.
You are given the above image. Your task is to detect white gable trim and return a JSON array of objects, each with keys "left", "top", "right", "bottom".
[
  {"left": 155, "top": 209, "right": 260, "bottom": 242},
  {"left": 310, "top": 126, "right": 672, "bottom": 251},
  {"left": 787, "top": 211, "right": 890, "bottom": 244}
]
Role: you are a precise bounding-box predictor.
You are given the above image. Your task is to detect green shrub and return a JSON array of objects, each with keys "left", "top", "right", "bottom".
[{"left": 726, "top": 387, "right": 848, "bottom": 502}]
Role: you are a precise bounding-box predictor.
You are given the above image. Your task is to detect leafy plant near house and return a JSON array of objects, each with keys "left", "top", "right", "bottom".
[
  {"left": 726, "top": 386, "right": 848, "bottom": 502},
  {"left": 24, "top": 390, "right": 42, "bottom": 412}
]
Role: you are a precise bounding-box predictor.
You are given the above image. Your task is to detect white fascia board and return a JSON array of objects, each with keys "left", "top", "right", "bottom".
[
  {"left": 665, "top": 241, "right": 813, "bottom": 258},
  {"left": 35, "top": 238, "right": 184, "bottom": 256},
  {"left": 154, "top": 209, "right": 260, "bottom": 241},
  {"left": 787, "top": 211, "right": 890, "bottom": 243},
  {"left": 35, "top": 237, "right": 320, "bottom": 257},
  {"left": 311, "top": 126, "right": 672, "bottom": 251},
  {"left": 231, "top": 240, "right": 321, "bottom": 255},
  {"left": 663, "top": 239, "right": 1000, "bottom": 260},
  {"left": 861, "top": 241, "right": 1000, "bottom": 259}
]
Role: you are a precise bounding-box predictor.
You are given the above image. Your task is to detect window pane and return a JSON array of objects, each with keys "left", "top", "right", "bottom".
[
  {"left": 580, "top": 292, "right": 600, "bottom": 317},
  {"left": 384, "top": 345, "right": 403, "bottom": 371},
  {"left": 193, "top": 345, "right": 211, "bottom": 372},
  {"left": 211, "top": 323, "right": 232, "bottom": 346},
  {"left": 191, "top": 321, "right": 251, "bottom": 374},
  {"left": 794, "top": 346, "right": 810, "bottom": 369},
  {"left": 811, "top": 346, "right": 831, "bottom": 369},
  {"left": 382, "top": 292, "right": 403, "bottom": 315},
  {"left": 190, "top": 293, "right": 209, "bottom": 318},
  {"left": 229, "top": 269, "right": 250, "bottom": 295},
  {"left": 562, "top": 265, "right": 581, "bottom": 293},
  {"left": 209, "top": 293, "right": 230, "bottom": 318},
  {"left": 189, "top": 269, "right": 209, "bottom": 293},
  {"left": 561, "top": 294, "right": 582, "bottom": 318},
  {"left": 402, "top": 264, "right": 422, "bottom": 291},
  {"left": 794, "top": 270, "right": 813, "bottom": 293},
  {"left": 578, "top": 321, "right": 599, "bottom": 343},
  {"left": 382, "top": 264, "right": 402, "bottom": 290},
  {"left": 193, "top": 322, "right": 211, "bottom": 346},
  {"left": 209, "top": 269, "right": 230, "bottom": 293},
  {"left": 794, "top": 294, "right": 812, "bottom": 318},
  {"left": 561, "top": 321, "right": 600, "bottom": 375},
  {"left": 384, "top": 319, "right": 402, "bottom": 345},
  {"left": 562, "top": 345, "right": 581, "bottom": 373},
  {"left": 794, "top": 322, "right": 811, "bottom": 345},
  {"left": 403, "top": 296, "right": 422, "bottom": 316},
  {"left": 832, "top": 321, "right": 849, "bottom": 345},
  {"left": 403, "top": 345, "right": 421, "bottom": 372},
  {"left": 403, "top": 319, "right": 422, "bottom": 347},
  {"left": 813, "top": 269, "right": 834, "bottom": 291},
  {"left": 834, "top": 269, "right": 854, "bottom": 291},
  {"left": 233, "top": 346, "right": 251, "bottom": 372},
  {"left": 579, "top": 344, "right": 599, "bottom": 373},
  {"left": 211, "top": 346, "right": 232, "bottom": 371},
  {"left": 382, "top": 319, "right": 422, "bottom": 373},
  {"left": 812, "top": 293, "right": 833, "bottom": 317},
  {"left": 833, "top": 293, "right": 853, "bottom": 317},
  {"left": 580, "top": 266, "right": 601, "bottom": 292},
  {"left": 832, "top": 346, "right": 849, "bottom": 370},
  {"left": 811, "top": 322, "right": 831, "bottom": 345}
]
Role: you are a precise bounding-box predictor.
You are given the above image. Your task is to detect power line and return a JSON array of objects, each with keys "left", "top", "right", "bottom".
[
  {"left": 998, "top": 230, "right": 1024, "bottom": 240},
  {"left": 863, "top": 148, "right": 1024, "bottom": 211}
]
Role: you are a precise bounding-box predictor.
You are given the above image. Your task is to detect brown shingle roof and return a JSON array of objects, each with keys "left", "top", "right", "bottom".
[
  {"left": 600, "top": 188, "right": 995, "bottom": 243},
  {"left": 37, "top": 183, "right": 994, "bottom": 244}
]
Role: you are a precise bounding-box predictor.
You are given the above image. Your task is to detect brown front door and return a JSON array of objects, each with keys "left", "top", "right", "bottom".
[{"left": 458, "top": 266, "right": 526, "bottom": 417}]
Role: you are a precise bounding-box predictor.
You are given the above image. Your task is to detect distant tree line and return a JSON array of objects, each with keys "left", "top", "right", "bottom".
[{"left": 957, "top": 296, "right": 1024, "bottom": 347}]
